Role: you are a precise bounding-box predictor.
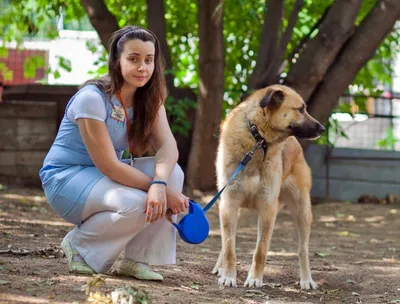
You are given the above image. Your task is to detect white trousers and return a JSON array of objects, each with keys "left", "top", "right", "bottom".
[{"left": 66, "top": 157, "right": 183, "bottom": 273}]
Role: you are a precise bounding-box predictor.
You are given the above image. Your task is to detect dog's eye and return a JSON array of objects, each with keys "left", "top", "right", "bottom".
[{"left": 298, "top": 106, "right": 306, "bottom": 114}]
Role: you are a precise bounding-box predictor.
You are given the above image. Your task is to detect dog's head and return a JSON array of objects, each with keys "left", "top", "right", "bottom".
[{"left": 252, "top": 85, "right": 325, "bottom": 141}]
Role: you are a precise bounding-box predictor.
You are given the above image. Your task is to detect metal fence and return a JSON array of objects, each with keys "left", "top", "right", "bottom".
[{"left": 326, "top": 91, "right": 400, "bottom": 151}]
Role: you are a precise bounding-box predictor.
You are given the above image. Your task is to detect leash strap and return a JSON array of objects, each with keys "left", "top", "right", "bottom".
[{"left": 202, "top": 140, "right": 265, "bottom": 212}]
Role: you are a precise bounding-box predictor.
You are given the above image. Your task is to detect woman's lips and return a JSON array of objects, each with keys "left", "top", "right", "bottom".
[{"left": 134, "top": 76, "right": 147, "bottom": 81}]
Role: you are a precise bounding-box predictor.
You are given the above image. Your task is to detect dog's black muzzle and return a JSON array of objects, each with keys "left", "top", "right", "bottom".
[{"left": 291, "top": 121, "right": 325, "bottom": 139}]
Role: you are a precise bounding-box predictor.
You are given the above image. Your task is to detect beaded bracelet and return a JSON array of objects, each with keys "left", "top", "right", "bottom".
[{"left": 150, "top": 180, "right": 167, "bottom": 187}]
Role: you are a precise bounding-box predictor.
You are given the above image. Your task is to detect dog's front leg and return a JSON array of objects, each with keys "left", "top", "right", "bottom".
[
  {"left": 217, "top": 197, "right": 239, "bottom": 287},
  {"left": 245, "top": 202, "right": 278, "bottom": 288}
]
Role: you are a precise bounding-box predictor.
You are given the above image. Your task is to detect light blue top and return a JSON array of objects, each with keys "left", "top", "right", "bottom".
[{"left": 39, "top": 85, "right": 133, "bottom": 224}]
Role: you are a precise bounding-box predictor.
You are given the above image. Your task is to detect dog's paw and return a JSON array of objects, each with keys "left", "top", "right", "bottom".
[
  {"left": 218, "top": 275, "right": 237, "bottom": 287},
  {"left": 300, "top": 279, "right": 317, "bottom": 290},
  {"left": 244, "top": 275, "right": 264, "bottom": 288}
]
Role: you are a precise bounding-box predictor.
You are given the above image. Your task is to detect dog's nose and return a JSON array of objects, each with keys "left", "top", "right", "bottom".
[{"left": 319, "top": 124, "right": 325, "bottom": 133}]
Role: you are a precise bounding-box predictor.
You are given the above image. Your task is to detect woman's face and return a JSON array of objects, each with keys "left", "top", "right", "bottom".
[{"left": 119, "top": 39, "right": 155, "bottom": 89}]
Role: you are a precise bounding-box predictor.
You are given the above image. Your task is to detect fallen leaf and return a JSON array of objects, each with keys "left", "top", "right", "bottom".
[
  {"left": 81, "top": 275, "right": 106, "bottom": 295},
  {"left": 191, "top": 282, "right": 200, "bottom": 290},
  {"left": 383, "top": 257, "right": 397, "bottom": 263},
  {"left": 322, "top": 288, "right": 339, "bottom": 294},
  {"left": 315, "top": 252, "right": 329, "bottom": 258},
  {"left": 338, "top": 231, "right": 360, "bottom": 237},
  {"left": 0, "top": 280, "right": 10, "bottom": 285}
]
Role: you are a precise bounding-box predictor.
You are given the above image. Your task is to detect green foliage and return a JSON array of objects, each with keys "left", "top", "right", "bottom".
[
  {"left": 23, "top": 55, "right": 46, "bottom": 79},
  {"left": 354, "top": 25, "right": 400, "bottom": 94},
  {"left": 165, "top": 0, "right": 198, "bottom": 89},
  {"left": 105, "top": 0, "right": 147, "bottom": 28},
  {"left": 1, "top": 0, "right": 399, "bottom": 136},
  {"left": 376, "top": 127, "right": 398, "bottom": 150},
  {"left": 0, "top": 0, "right": 87, "bottom": 81},
  {"left": 315, "top": 116, "right": 350, "bottom": 147},
  {"left": 0, "top": 62, "right": 13, "bottom": 81},
  {"left": 165, "top": 95, "right": 196, "bottom": 137}
]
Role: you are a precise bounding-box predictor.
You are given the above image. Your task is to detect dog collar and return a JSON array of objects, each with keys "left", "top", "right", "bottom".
[{"left": 249, "top": 122, "right": 268, "bottom": 160}]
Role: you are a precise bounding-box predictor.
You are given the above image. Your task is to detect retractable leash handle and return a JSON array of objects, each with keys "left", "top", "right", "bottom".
[
  {"left": 166, "top": 200, "right": 210, "bottom": 244},
  {"left": 166, "top": 140, "right": 264, "bottom": 245}
]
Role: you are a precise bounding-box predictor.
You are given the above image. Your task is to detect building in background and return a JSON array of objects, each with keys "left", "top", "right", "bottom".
[{"left": 0, "top": 30, "right": 102, "bottom": 86}]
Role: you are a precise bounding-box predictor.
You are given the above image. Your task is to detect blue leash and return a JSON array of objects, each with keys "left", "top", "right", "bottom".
[
  {"left": 203, "top": 163, "right": 244, "bottom": 212},
  {"left": 168, "top": 139, "right": 265, "bottom": 244}
]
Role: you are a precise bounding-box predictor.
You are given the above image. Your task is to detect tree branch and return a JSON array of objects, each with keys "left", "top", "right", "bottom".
[
  {"left": 279, "top": 0, "right": 303, "bottom": 55},
  {"left": 248, "top": 0, "right": 284, "bottom": 90},
  {"left": 259, "top": 0, "right": 304, "bottom": 86},
  {"left": 286, "top": 0, "right": 363, "bottom": 101},
  {"left": 303, "top": 0, "right": 400, "bottom": 150},
  {"left": 80, "top": 0, "right": 119, "bottom": 51},
  {"left": 285, "top": 5, "right": 330, "bottom": 69},
  {"left": 146, "top": 0, "right": 174, "bottom": 89}
]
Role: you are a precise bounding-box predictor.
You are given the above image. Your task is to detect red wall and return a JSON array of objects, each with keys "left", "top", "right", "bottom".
[{"left": 1, "top": 49, "right": 47, "bottom": 85}]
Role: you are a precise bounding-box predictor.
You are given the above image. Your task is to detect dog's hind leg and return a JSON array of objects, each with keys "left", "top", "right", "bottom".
[
  {"left": 280, "top": 176, "right": 317, "bottom": 290},
  {"left": 244, "top": 201, "right": 278, "bottom": 288},
  {"left": 216, "top": 191, "right": 240, "bottom": 287}
]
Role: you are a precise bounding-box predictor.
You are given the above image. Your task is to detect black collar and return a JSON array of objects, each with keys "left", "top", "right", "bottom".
[{"left": 249, "top": 122, "right": 268, "bottom": 160}]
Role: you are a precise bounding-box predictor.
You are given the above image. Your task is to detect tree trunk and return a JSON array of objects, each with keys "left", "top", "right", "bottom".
[
  {"left": 248, "top": 0, "right": 284, "bottom": 90},
  {"left": 79, "top": 0, "right": 119, "bottom": 51},
  {"left": 186, "top": 0, "right": 224, "bottom": 191},
  {"left": 285, "top": 0, "right": 363, "bottom": 101},
  {"left": 301, "top": 0, "right": 400, "bottom": 149},
  {"left": 146, "top": 0, "right": 174, "bottom": 89}
]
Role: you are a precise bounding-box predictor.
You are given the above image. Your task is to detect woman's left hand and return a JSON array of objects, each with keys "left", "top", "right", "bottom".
[{"left": 144, "top": 184, "right": 167, "bottom": 223}]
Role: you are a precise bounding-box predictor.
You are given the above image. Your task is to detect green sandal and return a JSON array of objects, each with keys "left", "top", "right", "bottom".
[
  {"left": 61, "top": 237, "right": 96, "bottom": 275},
  {"left": 115, "top": 259, "right": 163, "bottom": 281}
]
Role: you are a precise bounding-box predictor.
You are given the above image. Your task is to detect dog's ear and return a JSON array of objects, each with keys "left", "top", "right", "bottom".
[{"left": 259, "top": 89, "right": 284, "bottom": 109}]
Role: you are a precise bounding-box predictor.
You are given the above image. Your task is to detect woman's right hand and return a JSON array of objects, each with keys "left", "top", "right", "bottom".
[
  {"left": 166, "top": 187, "right": 190, "bottom": 214},
  {"left": 144, "top": 184, "right": 167, "bottom": 223}
]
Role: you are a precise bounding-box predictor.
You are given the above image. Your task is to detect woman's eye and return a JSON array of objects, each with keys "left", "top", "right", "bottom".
[
  {"left": 130, "top": 58, "right": 137, "bottom": 62},
  {"left": 145, "top": 58, "right": 153, "bottom": 64}
]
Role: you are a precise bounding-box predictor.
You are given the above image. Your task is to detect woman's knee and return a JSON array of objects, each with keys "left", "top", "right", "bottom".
[
  {"left": 168, "top": 164, "right": 185, "bottom": 191},
  {"left": 104, "top": 187, "right": 147, "bottom": 215}
]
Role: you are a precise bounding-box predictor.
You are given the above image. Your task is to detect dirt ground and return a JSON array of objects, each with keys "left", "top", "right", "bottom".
[{"left": 0, "top": 185, "right": 399, "bottom": 304}]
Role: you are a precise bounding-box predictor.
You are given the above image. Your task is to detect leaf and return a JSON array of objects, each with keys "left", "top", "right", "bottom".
[
  {"left": 338, "top": 231, "right": 360, "bottom": 237},
  {"left": 53, "top": 70, "right": 61, "bottom": 79},
  {"left": 191, "top": 282, "right": 200, "bottom": 289},
  {"left": 58, "top": 56, "right": 72, "bottom": 72},
  {"left": 0, "top": 280, "right": 10, "bottom": 285},
  {"left": 346, "top": 279, "right": 357, "bottom": 284},
  {"left": 0, "top": 47, "right": 8, "bottom": 58},
  {"left": 81, "top": 275, "right": 106, "bottom": 295}
]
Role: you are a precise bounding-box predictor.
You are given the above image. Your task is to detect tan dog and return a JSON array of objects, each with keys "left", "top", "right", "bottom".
[{"left": 212, "top": 84, "right": 324, "bottom": 289}]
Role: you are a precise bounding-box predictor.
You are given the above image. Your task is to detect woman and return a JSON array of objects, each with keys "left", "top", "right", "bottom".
[{"left": 39, "top": 26, "right": 189, "bottom": 281}]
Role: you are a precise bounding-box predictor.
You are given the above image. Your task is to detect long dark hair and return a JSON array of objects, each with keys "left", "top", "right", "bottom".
[{"left": 83, "top": 25, "right": 167, "bottom": 156}]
